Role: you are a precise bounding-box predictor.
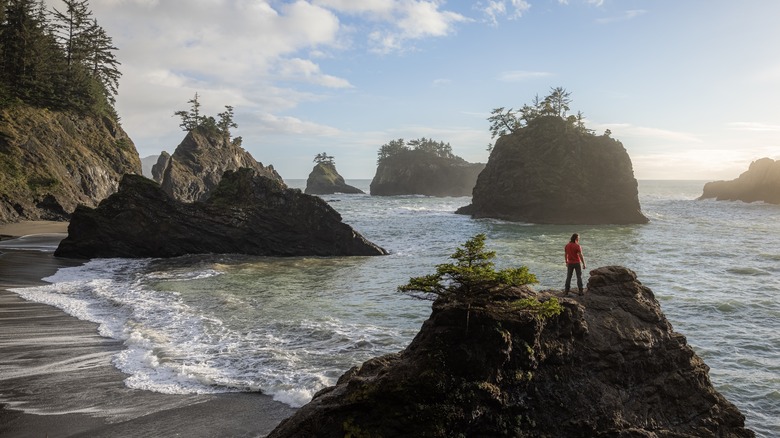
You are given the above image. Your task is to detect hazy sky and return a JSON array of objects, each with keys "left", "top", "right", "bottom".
[{"left": 52, "top": 0, "right": 780, "bottom": 179}]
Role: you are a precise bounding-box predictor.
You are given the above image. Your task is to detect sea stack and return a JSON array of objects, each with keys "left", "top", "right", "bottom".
[
  {"left": 370, "top": 149, "right": 484, "bottom": 197},
  {"left": 699, "top": 157, "right": 780, "bottom": 204},
  {"left": 305, "top": 162, "right": 364, "bottom": 195},
  {"left": 267, "top": 266, "right": 753, "bottom": 437},
  {"left": 55, "top": 169, "right": 387, "bottom": 258},
  {"left": 457, "top": 116, "right": 648, "bottom": 224}
]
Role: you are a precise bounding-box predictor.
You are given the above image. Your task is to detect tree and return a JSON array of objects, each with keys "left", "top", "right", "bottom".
[
  {"left": 83, "top": 19, "right": 120, "bottom": 104},
  {"left": 314, "top": 152, "right": 334, "bottom": 165},
  {"left": 541, "top": 86, "right": 571, "bottom": 118},
  {"left": 217, "top": 105, "right": 237, "bottom": 138},
  {"left": 174, "top": 92, "right": 203, "bottom": 131},
  {"left": 376, "top": 138, "right": 408, "bottom": 163}
]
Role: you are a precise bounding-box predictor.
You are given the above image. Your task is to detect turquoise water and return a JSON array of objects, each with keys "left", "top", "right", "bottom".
[{"left": 11, "top": 180, "right": 779, "bottom": 436}]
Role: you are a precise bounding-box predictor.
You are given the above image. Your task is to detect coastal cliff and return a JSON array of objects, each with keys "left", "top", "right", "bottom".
[
  {"left": 55, "top": 168, "right": 387, "bottom": 258},
  {"left": 0, "top": 106, "right": 141, "bottom": 223},
  {"left": 152, "top": 126, "right": 282, "bottom": 202},
  {"left": 305, "top": 162, "right": 364, "bottom": 195},
  {"left": 699, "top": 157, "right": 780, "bottom": 204},
  {"left": 370, "top": 149, "right": 484, "bottom": 197},
  {"left": 268, "top": 266, "right": 753, "bottom": 437},
  {"left": 457, "top": 116, "right": 648, "bottom": 224}
]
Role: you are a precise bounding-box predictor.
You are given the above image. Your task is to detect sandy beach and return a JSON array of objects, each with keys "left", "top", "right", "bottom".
[{"left": 0, "top": 222, "right": 296, "bottom": 437}]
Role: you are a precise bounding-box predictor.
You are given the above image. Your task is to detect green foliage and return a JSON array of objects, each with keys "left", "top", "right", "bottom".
[
  {"left": 314, "top": 151, "right": 334, "bottom": 165},
  {"left": 398, "top": 233, "right": 538, "bottom": 302},
  {"left": 377, "top": 137, "right": 462, "bottom": 164},
  {"left": 511, "top": 297, "right": 563, "bottom": 319},
  {"left": 0, "top": 0, "right": 120, "bottom": 116},
  {"left": 174, "top": 93, "right": 238, "bottom": 140},
  {"left": 488, "top": 86, "right": 595, "bottom": 150}
]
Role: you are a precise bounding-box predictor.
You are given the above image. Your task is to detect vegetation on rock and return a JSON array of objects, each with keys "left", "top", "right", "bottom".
[
  {"left": 174, "top": 93, "right": 240, "bottom": 144},
  {"left": 313, "top": 152, "right": 334, "bottom": 165},
  {"left": 376, "top": 137, "right": 462, "bottom": 164}
]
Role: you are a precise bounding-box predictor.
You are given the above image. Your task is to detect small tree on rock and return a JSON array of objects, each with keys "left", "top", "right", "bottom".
[{"left": 314, "top": 152, "right": 334, "bottom": 165}]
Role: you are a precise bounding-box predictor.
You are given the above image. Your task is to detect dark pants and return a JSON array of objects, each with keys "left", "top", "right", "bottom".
[{"left": 565, "top": 263, "right": 583, "bottom": 292}]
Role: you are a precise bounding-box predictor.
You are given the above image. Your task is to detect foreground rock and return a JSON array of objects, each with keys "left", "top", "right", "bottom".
[
  {"left": 55, "top": 169, "right": 387, "bottom": 258},
  {"left": 699, "top": 157, "right": 780, "bottom": 204},
  {"left": 152, "top": 126, "right": 282, "bottom": 202},
  {"left": 305, "top": 162, "right": 364, "bottom": 195},
  {"left": 0, "top": 106, "right": 142, "bottom": 223},
  {"left": 457, "top": 116, "right": 648, "bottom": 224},
  {"left": 268, "top": 266, "right": 753, "bottom": 437},
  {"left": 370, "top": 149, "right": 484, "bottom": 196}
]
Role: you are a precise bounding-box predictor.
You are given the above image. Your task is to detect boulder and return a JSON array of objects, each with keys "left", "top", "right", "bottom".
[
  {"left": 370, "top": 149, "right": 484, "bottom": 196},
  {"left": 153, "top": 126, "right": 282, "bottom": 203},
  {"left": 457, "top": 116, "right": 648, "bottom": 224},
  {"left": 0, "top": 106, "right": 142, "bottom": 223},
  {"left": 699, "top": 157, "right": 780, "bottom": 204},
  {"left": 54, "top": 169, "right": 387, "bottom": 258},
  {"left": 305, "top": 162, "right": 364, "bottom": 195},
  {"left": 268, "top": 266, "right": 753, "bottom": 438}
]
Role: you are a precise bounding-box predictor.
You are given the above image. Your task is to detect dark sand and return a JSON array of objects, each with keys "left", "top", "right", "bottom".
[{"left": 0, "top": 226, "right": 296, "bottom": 437}]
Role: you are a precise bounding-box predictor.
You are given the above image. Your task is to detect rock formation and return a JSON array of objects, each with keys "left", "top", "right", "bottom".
[
  {"left": 0, "top": 106, "right": 141, "bottom": 223},
  {"left": 699, "top": 157, "right": 780, "bottom": 204},
  {"left": 55, "top": 169, "right": 387, "bottom": 258},
  {"left": 457, "top": 116, "right": 648, "bottom": 224},
  {"left": 305, "top": 162, "right": 364, "bottom": 195},
  {"left": 268, "top": 266, "right": 753, "bottom": 438},
  {"left": 151, "top": 126, "right": 282, "bottom": 202},
  {"left": 370, "top": 150, "right": 485, "bottom": 196}
]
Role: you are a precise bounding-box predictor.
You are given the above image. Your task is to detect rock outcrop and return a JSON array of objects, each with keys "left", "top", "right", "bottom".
[
  {"left": 55, "top": 169, "right": 387, "bottom": 258},
  {"left": 0, "top": 106, "right": 142, "bottom": 223},
  {"left": 151, "top": 126, "right": 282, "bottom": 202},
  {"left": 268, "top": 266, "right": 753, "bottom": 438},
  {"left": 370, "top": 150, "right": 485, "bottom": 196},
  {"left": 305, "top": 162, "right": 364, "bottom": 195},
  {"left": 699, "top": 157, "right": 780, "bottom": 204},
  {"left": 457, "top": 116, "right": 648, "bottom": 224}
]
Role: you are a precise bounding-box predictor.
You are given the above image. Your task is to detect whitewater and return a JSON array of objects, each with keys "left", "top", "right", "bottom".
[{"left": 9, "top": 180, "right": 779, "bottom": 437}]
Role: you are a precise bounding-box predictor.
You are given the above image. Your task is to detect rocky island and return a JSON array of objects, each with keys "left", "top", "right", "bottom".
[
  {"left": 268, "top": 254, "right": 753, "bottom": 437},
  {"left": 55, "top": 168, "right": 387, "bottom": 258},
  {"left": 699, "top": 157, "right": 780, "bottom": 204},
  {"left": 457, "top": 89, "right": 648, "bottom": 224},
  {"left": 305, "top": 153, "right": 364, "bottom": 195},
  {"left": 370, "top": 138, "right": 484, "bottom": 196}
]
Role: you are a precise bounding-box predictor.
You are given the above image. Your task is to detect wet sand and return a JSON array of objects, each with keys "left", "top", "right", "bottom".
[{"left": 0, "top": 223, "right": 296, "bottom": 437}]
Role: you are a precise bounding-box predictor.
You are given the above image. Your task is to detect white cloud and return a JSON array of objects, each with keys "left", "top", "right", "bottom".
[
  {"left": 498, "top": 70, "right": 553, "bottom": 81},
  {"left": 477, "top": 0, "right": 531, "bottom": 26},
  {"left": 727, "top": 122, "right": 780, "bottom": 132},
  {"left": 595, "top": 9, "right": 647, "bottom": 24},
  {"left": 275, "top": 58, "right": 353, "bottom": 88},
  {"left": 600, "top": 123, "right": 703, "bottom": 143},
  {"left": 253, "top": 113, "right": 342, "bottom": 136}
]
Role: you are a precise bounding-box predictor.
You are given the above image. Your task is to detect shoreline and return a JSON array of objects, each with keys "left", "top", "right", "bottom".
[{"left": 0, "top": 223, "right": 295, "bottom": 437}]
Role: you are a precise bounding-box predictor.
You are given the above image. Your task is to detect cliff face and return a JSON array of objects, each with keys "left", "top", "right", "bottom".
[
  {"left": 305, "top": 162, "right": 364, "bottom": 195},
  {"left": 55, "top": 169, "right": 387, "bottom": 259},
  {"left": 268, "top": 266, "right": 753, "bottom": 438},
  {"left": 699, "top": 157, "right": 780, "bottom": 204},
  {"left": 152, "top": 127, "right": 282, "bottom": 202},
  {"left": 370, "top": 150, "right": 485, "bottom": 196},
  {"left": 0, "top": 106, "right": 141, "bottom": 223},
  {"left": 457, "top": 116, "right": 648, "bottom": 224}
]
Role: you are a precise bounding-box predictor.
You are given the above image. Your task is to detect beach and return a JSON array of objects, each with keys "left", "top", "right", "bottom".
[{"left": 0, "top": 222, "right": 296, "bottom": 438}]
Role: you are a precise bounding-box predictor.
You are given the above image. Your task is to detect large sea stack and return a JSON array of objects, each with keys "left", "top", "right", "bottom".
[
  {"left": 699, "top": 157, "right": 780, "bottom": 204},
  {"left": 0, "top": 106, "right": 141, "bottom": 223},
  {"left": 370, "top": 149, "right": 484, "bottom": 197},
  {"left": 152, "top": 126, "right": 282, "bottom": 202},
  {"left": 268, "top": 266, "right": 753, "bottom": 437},
  {"left": 55, "top": 169, "right": 387, "bottom": 258},
  {"left": 457, "top": 116, "right": 648, "bottom": 224},
  {"left": 305, "top": 162, "right": 364, "bottom": 195}
]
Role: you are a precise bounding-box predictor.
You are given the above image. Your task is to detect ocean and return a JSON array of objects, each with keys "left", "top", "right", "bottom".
[{"left": 8, "top": 180, "right": 780, "bottom": 437}]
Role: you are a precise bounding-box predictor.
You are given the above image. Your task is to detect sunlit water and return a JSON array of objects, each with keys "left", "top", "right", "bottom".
[{"left": 11, "top": 180, "right": 779, "bottom": 436}]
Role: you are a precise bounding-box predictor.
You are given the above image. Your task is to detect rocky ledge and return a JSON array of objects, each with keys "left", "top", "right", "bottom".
[
  {"left": 55, "top": 169, "right": 387, "bottom": 258},
  {"left": 699, "top": 157, "right": 780, "bottom": 204},
  {"left": 305, "top": 162, "right": 364, "bottom": 195},
  {"left": 268, "top": 266, "right": 753, "bottom": 437}
]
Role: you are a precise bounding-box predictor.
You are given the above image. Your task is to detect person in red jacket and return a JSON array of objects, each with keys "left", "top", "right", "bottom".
[{"left": 564, "top": 233, "right": 586, "bottom": 296}]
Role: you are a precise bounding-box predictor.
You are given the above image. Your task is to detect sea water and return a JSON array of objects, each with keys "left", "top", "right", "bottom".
[{"left": 10, "top": 180, "right": 780, "bottom": 437}]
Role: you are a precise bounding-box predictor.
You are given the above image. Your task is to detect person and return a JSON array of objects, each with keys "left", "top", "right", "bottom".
[{"left": 564, "top": 233, "right": 586, "bottom": 296}]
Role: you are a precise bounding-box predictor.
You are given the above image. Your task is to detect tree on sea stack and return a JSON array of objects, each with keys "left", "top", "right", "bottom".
[
  {"left": 399, "top": 234, "right": 558, "bottom": 331},
  {"left": 313, "top": 152, "right": 334, "bottom": 165}
]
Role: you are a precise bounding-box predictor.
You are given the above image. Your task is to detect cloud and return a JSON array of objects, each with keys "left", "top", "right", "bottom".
[
  {"left": 727, "top": 122, "right": 780, "bottom": 132},
  {"left": 595, "top": 9, "right": 647, "bottom": 24},
  {"left": 600, "top": 123, "right": 703, "bottom": 143},
  {"left": 476, "top": 0, "right": 531, "bottom": 26},
  {"left": 253, "top": 113, "right": 342, "bottom": 136},
  {"left": 433, "top": 78, "right": 453, "bottom": 86},
  {"left": 275, "top": 58, "right": 353, "bottom": 88},
  {"left": 498, "top": 70, "right": 553, "bottom": 81}
]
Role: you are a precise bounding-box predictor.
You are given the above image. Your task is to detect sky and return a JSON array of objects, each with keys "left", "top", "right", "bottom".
[{"left": 47, "top": 0, "right": 780, "bottom": 179}]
